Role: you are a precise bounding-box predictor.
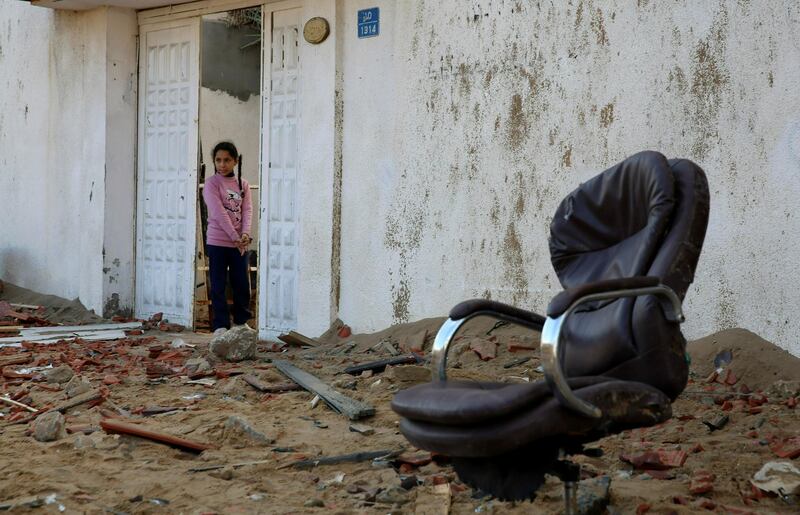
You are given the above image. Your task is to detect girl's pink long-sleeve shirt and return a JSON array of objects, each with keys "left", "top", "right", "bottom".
[{"left": 202, "top": 174, "right": 252, "bottom": 248}]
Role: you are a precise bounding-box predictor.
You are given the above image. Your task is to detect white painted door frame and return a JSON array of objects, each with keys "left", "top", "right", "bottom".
[
  {"left": 259, "top": 0, "right": 303, "bottom": 341},
  {"left": 135, "top": 0, "right": 306, "bottom": 333},
  {"left": 134, "top": 17, "right": 201, "bottom": 326}
]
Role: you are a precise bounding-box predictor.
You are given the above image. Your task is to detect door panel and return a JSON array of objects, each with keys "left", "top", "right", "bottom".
[
  {"left": 260, "top": 7, "right": 301, "bottom": 338},
  {"left": 135, "top": 21, "right": 199, "bottom": 326}
]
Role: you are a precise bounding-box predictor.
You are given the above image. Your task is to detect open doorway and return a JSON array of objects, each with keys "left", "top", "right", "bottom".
[{"left": 194, "top": 7, "right": 262, "bottom": 331}]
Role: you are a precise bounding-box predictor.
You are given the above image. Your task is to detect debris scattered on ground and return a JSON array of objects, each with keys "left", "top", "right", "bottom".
[
  {"left": 222, "top": 415, "right": 274, "bottom": 447},
  {"left": 751, "top": 461, "right": 800, "bottom": 496},
  {"left": 43, "top": 364, "right": 74, "bottom": 384},
  {"left": 277, "top": 330, "right": 318, "bottom": 348},
  {"left": 100, "top": 418, "right": 214, "bottom": 452},
  {"left": 0, "top": 301, "right": 796, "bottom": 513},
  {"left": 273, "top": 359, "right": 375, "bottom": 420},
  {"left": 32, "top": 411, "right": 65, "bottom": 442},
  {"left": 209, "top": 324, "right": 257, "bottom": 361},
  {"left": 573, "top": 476, "right": 611, "bottom": 515},
  {"left": 344, "top": 354, "right": 422, "bottom": 375}
]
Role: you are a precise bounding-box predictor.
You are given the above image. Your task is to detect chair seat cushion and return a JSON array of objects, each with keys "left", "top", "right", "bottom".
[
  {"left": 397, "top": 379, "right": 671, "bottom": 457},
  {"left": 391, "top": 376, "right": 608, "bottom": 426}
]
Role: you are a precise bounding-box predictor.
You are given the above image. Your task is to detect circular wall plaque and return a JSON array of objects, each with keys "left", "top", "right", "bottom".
[{"left": 303, "top": 17, "right": 330, "bottom": 44}]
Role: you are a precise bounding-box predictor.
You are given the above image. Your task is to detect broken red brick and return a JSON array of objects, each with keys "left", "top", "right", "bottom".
[
  {"left": 506, "top": 341, "right": 537, "bottom": 353},
  {"left": 689, "top": 470, "right": 715, "bottom": 494},
  {"left": 397, "top": 451, "right": 433, "bottom": 467},
  {"left": 721, "top": 400, "right": 733, "bottom": 411},
  {"left": 470, "top": 339, "right": 497, "bottom": 360},
  {"left": 722, "top": 369, "right": 738, "bottom": 385},
  {"left": 769, "top": 436, "right": 800, "bottom": 459},
  {"left": 645, "top": 469, "right": 675, "bottom": 480},
  {"left": 690, "top": 443, "right": 705, "bottom": 453},
  {"left": 635, "top": 503, "right": 651, "bottom": 515},
  {"left": 693, "top": 499, "right": 716, "bottom": 510},
  {"left": 398, "top": 463, "right": 415, "bottom": 474},
  {"left": 672, "top": 496, "right": 690, "bottom": 505},
  {"left": 620, "top": 449, "right": 687, "bottom": 470},
  {"left": 102, "top": 375, "right": 121, "bottom": 385},
  {"left": 738, "top": 384, "right": 751, "bottom": 395},
  {"left": 786, "top": 397, "right": 797, "bottom": 408},
  {"left": 337, "top": 325, "right": 351, "bottom": 338},
  {"left": 449, "top": 483, "right": 467, "bottom": 493}
]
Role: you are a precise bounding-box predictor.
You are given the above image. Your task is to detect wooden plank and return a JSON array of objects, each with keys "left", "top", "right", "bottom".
[
  {"left": 277, "top": 331, "right": 318, "bottom": 347},
  {"left": 344, "top": 354, "right": 423, "bottom": 375},
  {"left": 0, "top": 326, "right": 23, "bottom": 333},
  {"left": 273, "top": 360, "right": 375, "bottom": 420},
  {"left": 0, "top": 353, "right": 32, "bottom": 367},
  {"left": 52, "top": 389, "right": 104, "bottom": 413},
  {"left": 22, "top": 321, "right": 142, "bottom": 336},
  {"left": 100, "top": 418, "right": 215, "bottom": 453},
  {"left": 0, "top": 330, "right": 128, "bottom": 347},
  {"left": 8, "top": 303, "right": 40, "bottom": 310}
]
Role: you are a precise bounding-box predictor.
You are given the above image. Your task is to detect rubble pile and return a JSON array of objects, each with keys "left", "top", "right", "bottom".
[{"left": 0, "top": 283, "right": 797, "bottom": 512}]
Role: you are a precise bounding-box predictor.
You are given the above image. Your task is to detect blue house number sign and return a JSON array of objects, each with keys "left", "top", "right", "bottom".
[{"left": 358, "top": 8, "right": 379, "bottom": 38}]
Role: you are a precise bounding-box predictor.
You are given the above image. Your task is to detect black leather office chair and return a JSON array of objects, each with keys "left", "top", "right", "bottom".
[{"left": 392, "top": 151, "right": 710, "bottom": 501}]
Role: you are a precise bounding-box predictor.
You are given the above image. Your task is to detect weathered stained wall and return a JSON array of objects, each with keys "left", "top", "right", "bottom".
[
  {"left": 0, "top": 2, "right": 137, "bottom": 317},
  {"left": 335, "top": 0, "right": 800, "bottom": 356}
]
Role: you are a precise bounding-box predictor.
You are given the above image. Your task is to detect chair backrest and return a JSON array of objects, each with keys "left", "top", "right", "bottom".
[{"left": 547, "top": 151, "right": 709, "bottom": 398}]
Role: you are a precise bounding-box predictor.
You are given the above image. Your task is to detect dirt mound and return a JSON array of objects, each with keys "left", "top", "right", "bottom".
[
  {"left": 0, "top": 281, "right": 104, "bottom": 325},
  {"left": 688, "top": 328, "right": 800, "bottom": 390}
]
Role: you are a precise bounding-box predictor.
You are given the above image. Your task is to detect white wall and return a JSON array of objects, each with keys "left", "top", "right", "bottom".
[
  {"left": 329, "top": 0, "right": 800, "bottom": 356},
  {"left": 0, "top": 2, "right": 137, "bottom": 317},
  {"left": 282, "top": 0, "right": 337, "bottom": 337},
  {"left": 103, "top": 7, "right": 138, "bottom": 317}
]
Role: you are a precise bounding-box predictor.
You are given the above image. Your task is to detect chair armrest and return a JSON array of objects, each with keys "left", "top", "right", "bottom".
[
  {"left": 546, "top": 276, "right": 660, "bottom": 317},
  {"left": 430, "top": 301, "right": 546, "bottom": 382},
  {"left": 541, "top": 281, "right": 685, "bottom": 419},
  {"left": 449, "top": 299, "right": 545, "bottom": 330}
]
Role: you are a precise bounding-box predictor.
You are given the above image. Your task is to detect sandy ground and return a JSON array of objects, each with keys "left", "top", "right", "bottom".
[{"left": 0, "top": 283, "right": 798, "bottom": 514}]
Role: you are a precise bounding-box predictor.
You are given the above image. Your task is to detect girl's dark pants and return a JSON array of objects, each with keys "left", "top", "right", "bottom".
[{"left": 207, "top": 245, "right": 252, "bottom": 330}]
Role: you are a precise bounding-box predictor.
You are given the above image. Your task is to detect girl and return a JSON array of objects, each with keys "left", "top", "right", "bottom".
[{"left": 202, "top": 141, "right": 253, "bottom": 331}]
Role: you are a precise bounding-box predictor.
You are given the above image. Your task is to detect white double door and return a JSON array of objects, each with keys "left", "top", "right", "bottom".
[{"left": 135, "top": 6, "right": 302, "bottom": 336}]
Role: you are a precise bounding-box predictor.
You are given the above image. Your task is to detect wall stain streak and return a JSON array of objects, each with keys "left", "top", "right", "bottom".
[
  {"left": 689, "top": 6, "right": 730, "bottom": 159},
  {"left": 599, "top": 102, "right": 614, "bottom": 128},
  {"left": 502, "top": 221, "right": 529, "bottom": 304},
  {"left": 506, "top": 93, "right": 527, "bottom": 150},
  {"left": 562, "top": 145, "right": 572, "bottom": 167},
  {"left": 590, "top": 8, "right": 608, "bottom": 46}
]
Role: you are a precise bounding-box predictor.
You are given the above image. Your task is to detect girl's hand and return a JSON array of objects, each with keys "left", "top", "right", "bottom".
[{"left": 235, "top": 234, "right": 251, "bottom": 255}]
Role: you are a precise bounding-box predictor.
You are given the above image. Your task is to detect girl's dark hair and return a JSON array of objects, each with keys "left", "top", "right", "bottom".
[
  {"left": 212, "top": 141, "right": 239, "bottom": 161},
  {"left": 212, "top": 141, "right": 243, "bottom": 194}
]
